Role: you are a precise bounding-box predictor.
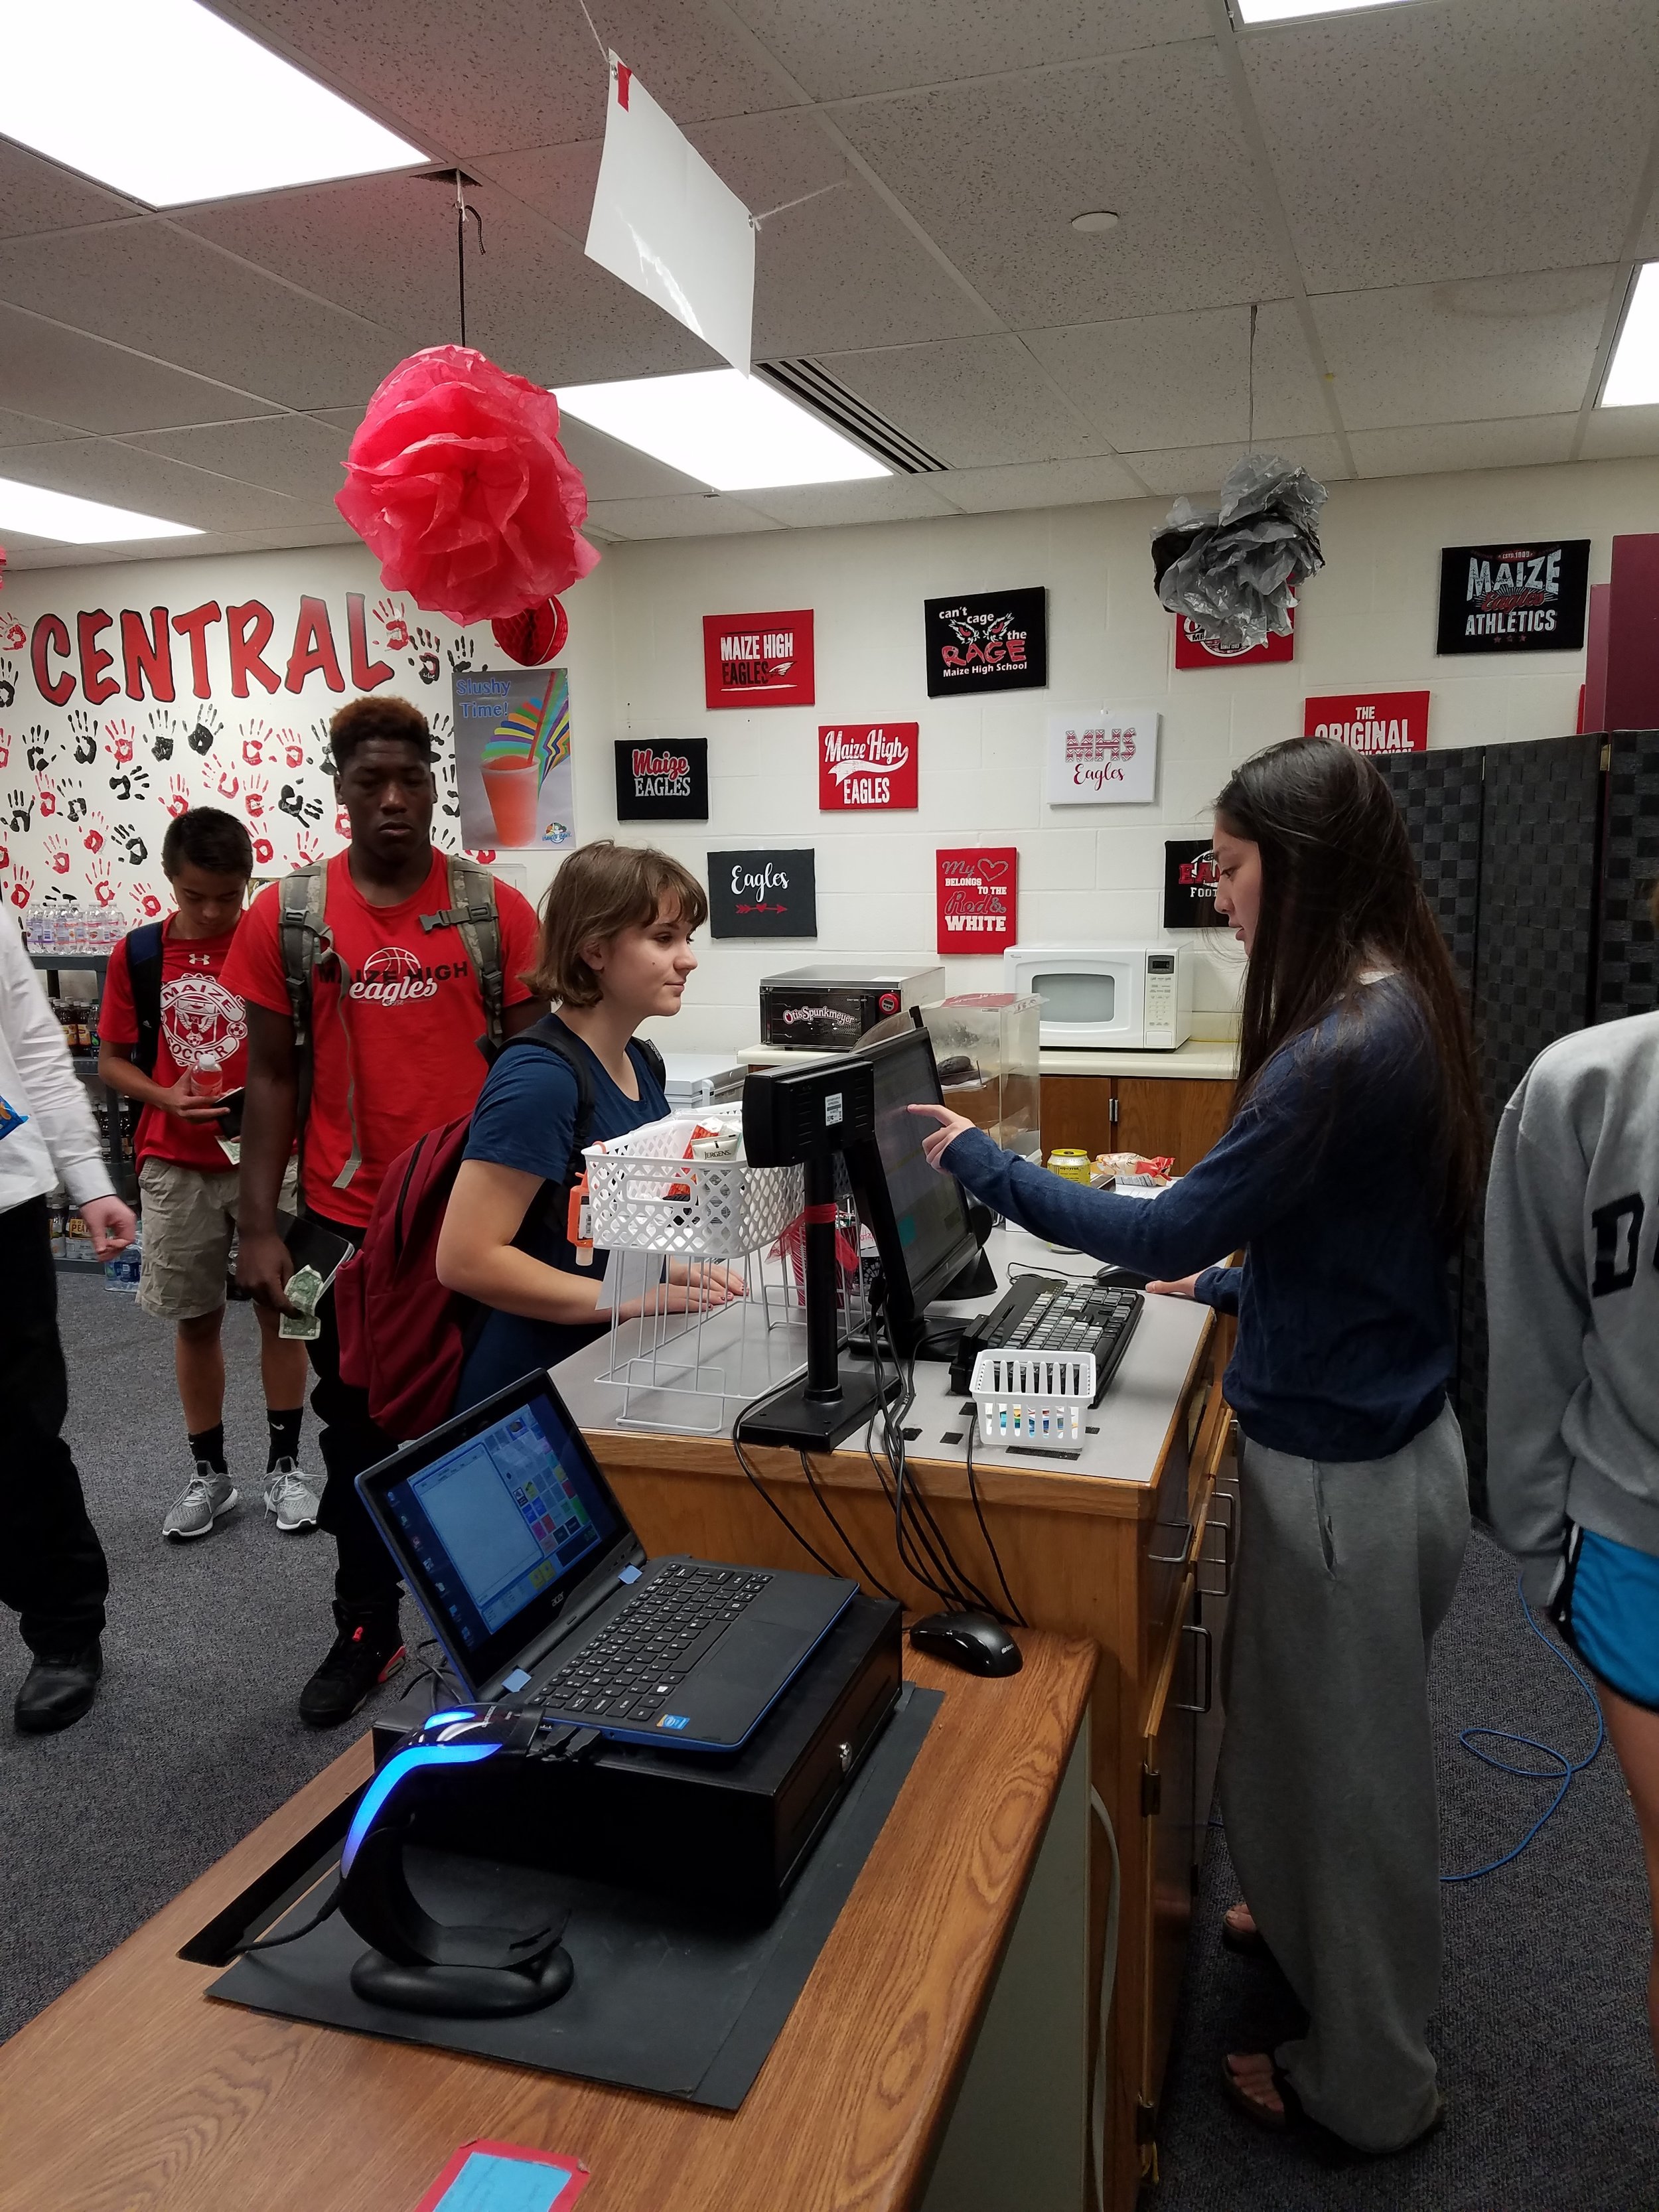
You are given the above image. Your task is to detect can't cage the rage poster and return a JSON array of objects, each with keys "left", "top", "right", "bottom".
[{"left": 924, "top": 589, "right": 1047, "bottom": 699}]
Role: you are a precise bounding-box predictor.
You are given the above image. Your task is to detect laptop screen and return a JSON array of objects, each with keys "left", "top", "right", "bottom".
[{"left": 373, "top": 1385, "right": 630, "bottom": 1688}]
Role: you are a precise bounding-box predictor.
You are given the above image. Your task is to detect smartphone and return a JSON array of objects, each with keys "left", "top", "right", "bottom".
[{"left": 213, "top": 1086, "right": 247, "bottom": 1140}]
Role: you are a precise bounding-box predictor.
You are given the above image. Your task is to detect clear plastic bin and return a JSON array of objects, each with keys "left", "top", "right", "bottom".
[{"left": 920, "top": 993, "right": 1041, "bottom": 1159}]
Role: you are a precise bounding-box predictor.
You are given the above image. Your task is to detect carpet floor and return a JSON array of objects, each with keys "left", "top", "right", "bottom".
[{"left": 3, "top": 1280, "right": 1656, "bottom": 2207}]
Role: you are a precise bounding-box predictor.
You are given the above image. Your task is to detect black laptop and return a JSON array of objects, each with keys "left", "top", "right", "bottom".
[{"left": 356, "top": 1371, "right": 855, "bottom": 1753}]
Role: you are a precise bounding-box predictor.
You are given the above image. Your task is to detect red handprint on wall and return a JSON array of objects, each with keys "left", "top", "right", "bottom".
[
  {"left": 252, "top": 835, "right": 275, "bottom": 867},
  {"left": 43, "top": 833, "right": 71, "bottom": 876},
  {"left": 104, "top": 719, "right": 137, "bottom": 769},
  {"left": 137, "top": 883, "right": 165, "bottom": 919},
  {"left": 374, "top": 596, "right": 411, "bottom": 652},
  {"left": 81, "top": 811, "right": 107, "bottom": 855},
  {"left": 9, "top": 867, "right": 33, "bottom": 909},
  {"left": 214, "top": 765, "right": 240, "bottom": 800},
  {"left": 88, "top": 862, "right": 116, "bottom": 908},
  {"left": 334, "top": 805, "right": 350, "bottom": 837},
  {"left": 35, "top": 773, "right": 57, "bottom": 819},
  {"left": 164, "top": 773, "right": 192, "bottom": 820},
  {"left": 243, "top": 772, "right": 268, "bottom": 820},
  {"left": 281, "top": 731, "right": 305, "bottom": 770},
  {"left": 294, "top": 829, "right": 323, "bottom": 865}
]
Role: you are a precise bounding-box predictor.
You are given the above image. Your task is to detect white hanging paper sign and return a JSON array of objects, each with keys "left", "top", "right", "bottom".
[
  {"left": 585, "top": 55, "right": 755, "bottom": 374},
  {"left": 1045, "top": 706, "right": 1161, "bottom": 806}
]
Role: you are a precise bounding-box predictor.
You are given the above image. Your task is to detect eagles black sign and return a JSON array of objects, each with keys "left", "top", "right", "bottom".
[
  {"left": 707, "top": 848, "right": 818, "bottom": 939},
  {"left": 924, "top": 587, "right": 1047, "bottom": 698},
  {"left": 1436, "top": 539, "right": 1589, "bottom": 656},
  {"left": 613, "top": 738, "right": 709, "bottom": 821}
]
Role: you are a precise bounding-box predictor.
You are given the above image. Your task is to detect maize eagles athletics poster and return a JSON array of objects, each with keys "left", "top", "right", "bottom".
[
  {"left": 1436, "top": 540, "right": 1589, "bottom": 656},
  {"left": 452, "top": 666, "right": 575, "bottom": 849}
]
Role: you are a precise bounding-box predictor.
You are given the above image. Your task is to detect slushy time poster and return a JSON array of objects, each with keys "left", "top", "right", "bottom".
[{"left": 451, "top": 666, "right": 575, "bottom": 850}]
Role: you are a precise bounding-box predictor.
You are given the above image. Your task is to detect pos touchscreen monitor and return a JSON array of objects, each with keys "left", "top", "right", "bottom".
[{"left": 851, "top": 1027, "right": 984, "bottom": 1353}]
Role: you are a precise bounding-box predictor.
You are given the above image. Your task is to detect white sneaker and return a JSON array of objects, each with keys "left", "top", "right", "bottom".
[
  {"left": 264, "top": 1459, "right": 322, "bottom": 1533},
  {"left": 163, "top": 1465, "right": 239, "bottom": 1541}
]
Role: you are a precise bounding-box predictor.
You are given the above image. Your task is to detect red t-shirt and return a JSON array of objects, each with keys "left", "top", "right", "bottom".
[
  {"left": 222, "top": 848, "right": 540, "bottom": 1226},
  {"left": 100, "top": 919, "right": 248, "bottom": 1170}
]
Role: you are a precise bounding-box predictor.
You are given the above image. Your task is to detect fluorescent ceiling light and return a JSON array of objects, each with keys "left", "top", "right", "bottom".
[
  {"left": 1233, "top": 0, "right": 1411, "bottom": 21},
  {"left": 555, "top": 370, "right": 890, "bottom": 490},
  {"left": 1, "top": 0, "right": 425, "bottom": 206},
  {"left": 1601, "top": 261, "right": 1659, "bottom": 408},
  {"left": 0, "top": 479, "right": 202, "bottom": 545}
]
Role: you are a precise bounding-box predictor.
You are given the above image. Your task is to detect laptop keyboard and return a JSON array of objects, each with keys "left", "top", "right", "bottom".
[{"left": 532, "top": 1563, "right": 772, "bottom": 1727}]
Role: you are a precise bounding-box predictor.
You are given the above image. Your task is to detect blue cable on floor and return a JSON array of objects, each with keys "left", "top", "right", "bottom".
[{"left": 1440, "top": 1573, "right": 1605, "bottom": 1884}]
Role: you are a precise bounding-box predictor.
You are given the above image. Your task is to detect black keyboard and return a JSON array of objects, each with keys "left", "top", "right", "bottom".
[
  {"left": 949, "top": 1276, "right": 1143, "bottom": 1405},
  {"left": 532, "top": 1563, "right": 771, "bottom": 1726}
]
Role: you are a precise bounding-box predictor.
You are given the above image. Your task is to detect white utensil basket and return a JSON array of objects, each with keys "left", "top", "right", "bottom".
[
  {"left": 969, "top": 1349, "right": 1096, "bottom": 1450},
  {"left": 583, "top": 1115, "right": 802, "bottom": 1260}
]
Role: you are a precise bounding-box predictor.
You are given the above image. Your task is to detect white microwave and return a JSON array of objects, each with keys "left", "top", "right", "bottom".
[{"left": 1001, "top": 943, "right": 1194, "bottom": 1050}]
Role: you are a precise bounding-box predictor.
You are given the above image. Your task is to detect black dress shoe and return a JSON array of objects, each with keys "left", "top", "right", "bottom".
[{"left": 15, "top": 1641, "right": 103, "bottom": 1734}]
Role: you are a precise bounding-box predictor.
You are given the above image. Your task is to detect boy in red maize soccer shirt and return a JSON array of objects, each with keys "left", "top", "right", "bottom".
[
  {"left": 98, "top": 807, "right": 314, "bottom": 1543},
  {"left": 225, "top": 695, "right": 545, "bottom": 1727}
]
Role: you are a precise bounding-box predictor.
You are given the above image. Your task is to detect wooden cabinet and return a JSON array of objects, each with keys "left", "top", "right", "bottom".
[{"left": 1039, "top": 1073, "right": 1233, "bottom": 1173}]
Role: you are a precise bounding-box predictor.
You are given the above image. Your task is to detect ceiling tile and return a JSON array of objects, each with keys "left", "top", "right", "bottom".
[
  {"left": 941, "top": 457, "right": 1147, "bottom": 510},
  {"left": 689, "top": 113, "right": 995, "bottom": 354},
  {"left": 1118, "top": 435, "right": 1350, "bottom": 498},
  {"left": 179, "top": 173, "right": 715, "bottom": 388},
  {"left": 832, "top": 45, "right": 1285, "bottom": 326},
  {"left": 737, "top": 477, "right": 958, "bottom": 527},
  {"left": 469, "top": 143, "right": 600, "bottom": 237},
  {"left": 1575, "top": 404, "right": 1659, "bottom": 459},
  {"left": 117, "top": 414, "right": 352, "bottom": 500},
  {"left": 221, "top": 0, "right": 784, "bottom": 161},
  {"left": 1244, "top": 0, "right": 1659, "bottom": 294},
  {"left": 0, "top": 302, "right": 281, "bottom": 435},
  {"left": 819, "top": 336, "right": 1110, "bottom": 467},
  {"left": 7, "top": 518, "right": 363, "bottom": 571},
  {"left": 0, "top": 406, "right": 84, "bottom": 447},
  {"left": 0, "top": 141, "right": 137, "bottom": 240},
  {"left": 1025, "top": 299, "right": 1326, "bottom": 452},
  {"left": 0, "top": 439, "right": 309, "bottom": 533},
  {"left": 1348, "top": 416, "right": 1578, "bottom": 477},
  {"left": 1311, "top": 271, "right": 1614, "bottom": 429},
  {"left": 584, "top": 494, "right": 780, "bottom": 538},
  {"left": 0, "top": 226, "right": 407, "bottom": 411},
  {"left": 726, "top": 0, "right": 1208, "bottom": 102}
]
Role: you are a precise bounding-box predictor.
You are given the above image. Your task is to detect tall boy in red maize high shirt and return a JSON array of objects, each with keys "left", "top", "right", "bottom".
[{"left": 226, "top": 695, "right": 545, "bottom": 1727}]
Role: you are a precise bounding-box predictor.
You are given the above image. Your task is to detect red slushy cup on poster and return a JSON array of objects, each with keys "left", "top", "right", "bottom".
[{"left": 481, "top": 759, "right": 539, "bottom": 846}]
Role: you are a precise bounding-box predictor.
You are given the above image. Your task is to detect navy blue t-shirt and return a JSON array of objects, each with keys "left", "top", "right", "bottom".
[
  {"left": 454, "top": 1026, "right": 668, "bottom": 1412},
  {"left": 942, "top": 977, "right": 1457, "bottom": 1462}
]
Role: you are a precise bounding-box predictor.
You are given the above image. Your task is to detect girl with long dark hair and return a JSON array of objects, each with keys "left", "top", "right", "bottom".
[{"left": 912, "top": 737, "right": 1482, "bottom": 2156}]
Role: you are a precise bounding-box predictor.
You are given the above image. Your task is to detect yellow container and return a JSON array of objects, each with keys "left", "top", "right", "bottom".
[{"left": 1046, "top": 1148, "right": 1092, "bottom": 1185}]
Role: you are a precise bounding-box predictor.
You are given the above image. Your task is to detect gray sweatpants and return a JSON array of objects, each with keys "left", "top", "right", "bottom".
[{"left": 1218, "top": 1398, "right": 1470, "bottom": 2151}]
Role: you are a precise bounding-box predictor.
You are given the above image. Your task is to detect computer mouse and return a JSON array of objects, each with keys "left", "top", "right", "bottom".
[
  {"left": 1095, "top": 1264, "right": 1151, "bottom": 1291},
  {"left": 908, "top": 1611, "right": 1023, "bottom": 1677}
]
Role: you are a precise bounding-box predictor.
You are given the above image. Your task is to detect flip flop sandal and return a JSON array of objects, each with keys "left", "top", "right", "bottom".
[
  {"left": 1220, "top": 1903, "right": 1271, "bottom": 1958},
  {"left": 1222, "top": 2054, "right": 1301, "bottom": 2133}
]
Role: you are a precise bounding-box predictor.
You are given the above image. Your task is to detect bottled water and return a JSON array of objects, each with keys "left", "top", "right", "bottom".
[{"left": 104, "top": 1216, "right": 143, "bottom": 1294}]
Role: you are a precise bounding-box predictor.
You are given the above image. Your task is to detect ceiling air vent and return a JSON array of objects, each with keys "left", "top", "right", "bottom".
[{"left": 755, "top": 358, "right": 946, "bottom": 475}]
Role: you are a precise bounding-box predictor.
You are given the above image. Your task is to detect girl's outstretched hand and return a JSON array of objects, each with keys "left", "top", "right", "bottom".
[
  {"left": 1147, "top": 1274, "right": 1201, "bottom": 1299},
  {"left": 908, "top": 1100, "right": 977, "bottom": 1169}
]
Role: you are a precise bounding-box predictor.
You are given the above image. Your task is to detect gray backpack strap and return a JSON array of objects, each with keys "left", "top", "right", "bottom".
[
  {"left": 277, "top": 858, "right": 369, "bottom": 1195},
  {"left": 419, "top": 853, "right": 506, "bottom": 1049}
]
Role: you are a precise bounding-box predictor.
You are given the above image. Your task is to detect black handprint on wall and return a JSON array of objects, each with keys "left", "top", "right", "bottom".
[
  {"left": 446, "top": 638, "right": 477, "bottom": 674},
  {"left": 61, "top": 778, "right": 87, "bottom": 824},
  {"left": 111, "top": 822, "right": 147, "bottom": 866},
  {"left": 68, "top": 709, "right": 98, "bottom": 767},
  {"left": 0, "top": 658, "right": 15, "bottom": 711},
  {"left": 409, "top": 627, "right": 441, "bottom": 686},
  {"left": 7, "top": 789, "right": 33, "bottom": 833},
  {"left": 108, "top": 764, "right": 151, "bottom": 802},
  {"left": 186, "top": 704, "right": 222, "bottom": 757},
  {"left": 309, "top": 721, "right": 336, "bottom": 777},
  {"left": 277, "top": 784, "right": 323, "bottom": 826},
  {"left": 147, "top": 710, "right": 180, "bottom": 763},
  {"left": 24, "top": 725, "right": 48, "bottom": 773}
]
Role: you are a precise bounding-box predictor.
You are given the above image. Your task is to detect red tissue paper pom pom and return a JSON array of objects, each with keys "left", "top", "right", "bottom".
[{"left": 335, "top": 345, "right": 600, "bottom": 628}]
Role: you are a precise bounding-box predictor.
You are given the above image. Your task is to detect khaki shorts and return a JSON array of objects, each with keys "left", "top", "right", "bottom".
[{"left": 137, "top": 1155, "right": 299, "bottom": 1323}]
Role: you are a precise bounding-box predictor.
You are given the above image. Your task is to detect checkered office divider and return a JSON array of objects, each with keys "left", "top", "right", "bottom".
[{"left": 1596, "top": 730, "right": 1659, "bottom": 1021}]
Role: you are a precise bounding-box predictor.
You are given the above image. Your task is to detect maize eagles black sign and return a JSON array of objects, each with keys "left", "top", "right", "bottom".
[{"left": 1436, "top": 539, "right": 1589, "bottom": 656}]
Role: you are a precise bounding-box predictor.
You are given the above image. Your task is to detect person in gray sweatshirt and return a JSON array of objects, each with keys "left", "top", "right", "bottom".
[{"left": 1485, "top": 881, "right": 1659, "bottom": 2071}]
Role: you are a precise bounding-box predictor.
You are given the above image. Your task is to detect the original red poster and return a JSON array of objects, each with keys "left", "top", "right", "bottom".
[
  {"left": 818, "top": 722, "right": 918, "bottom": 810},
  {"left": 936, "top": 847, "right": 1017, "bottom": 954},
  {"left": 1173, "top": 608, "right": 1295, "bottom": 669},
  {"left": 703, "top": 609, "right": 814, "bottom": 708},
  {"left": 1303, "top": 690, "right": 1429, "bottom": 754}
]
